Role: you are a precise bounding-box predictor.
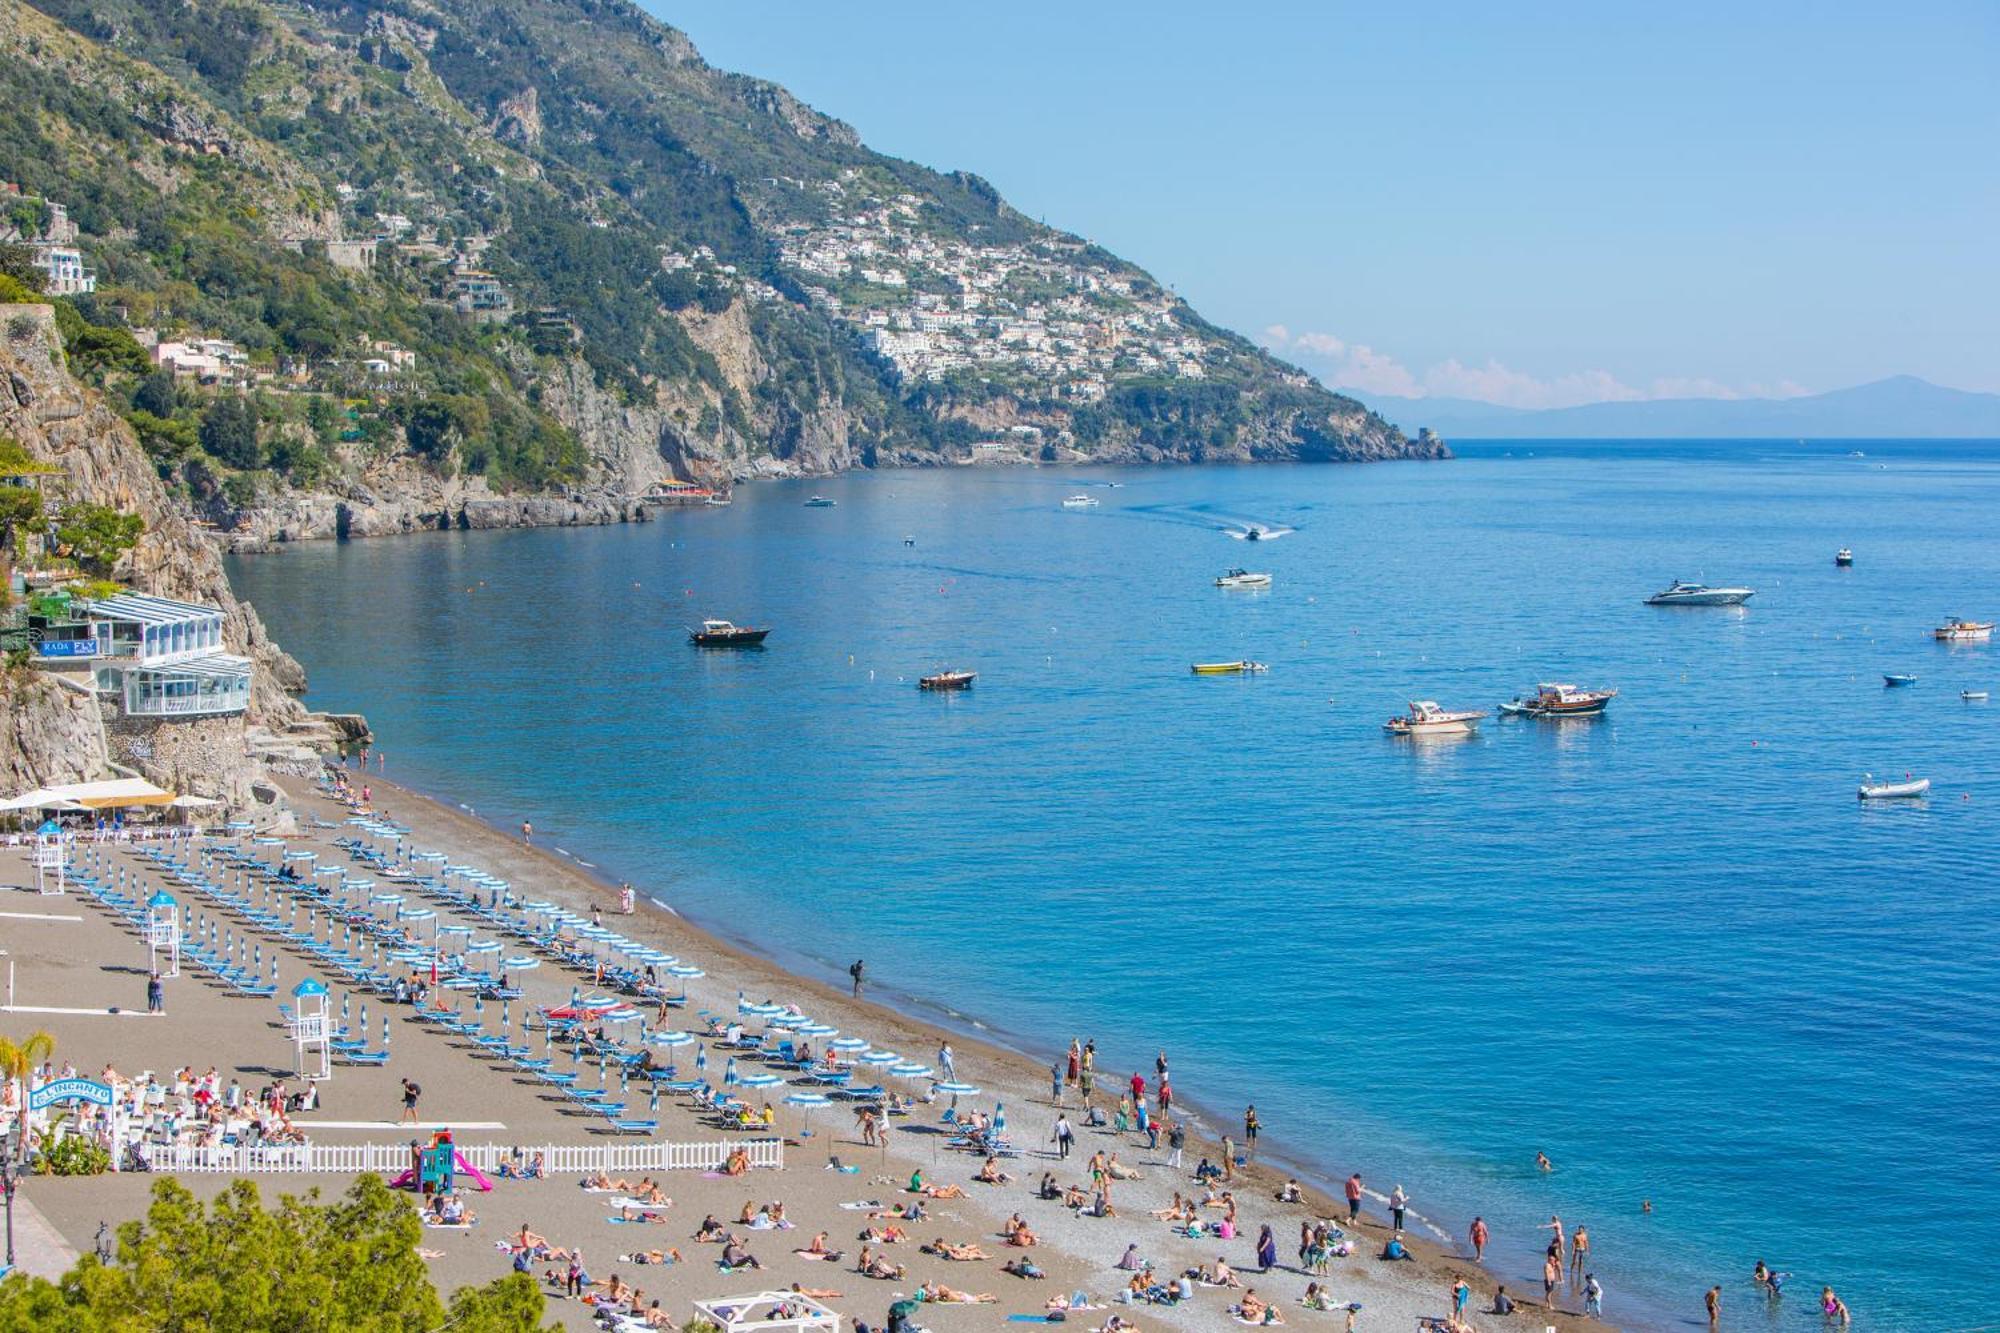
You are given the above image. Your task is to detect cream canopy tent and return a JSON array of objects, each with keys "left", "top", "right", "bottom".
[
  {"left": 0, "top": 778, "right": 176, "bottom": 810},
  {"left": 691, "top": 1292, "right": 841, "bottom": 1333}
]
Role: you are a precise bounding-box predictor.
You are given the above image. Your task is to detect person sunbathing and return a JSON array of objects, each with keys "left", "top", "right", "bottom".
[
  {"left": 583, "top": 1171, "right": 634, "bottom": 1192},
  {"left": 1003, "top": 1256, "right": 1046, "bottom": 1280},
  {"left": 975, "top": 1157, "right": 1012, "bottom": 1184},
  {"left": 926, "top": 1238, "right": 989, "bottom": 1261},
  {"left": 1105, "top": 1154, "right": 1142, "bottom": 1180},
  {"left": 1062, "top": 1184, "right": 1090, "bottom": 1209},
  {"left": 1205, "top": 1258, "right": 1244, "bottom": 1288},
  {"left": 920, "top": 1281, "right": 996, "bottom": 1305},
  {"left": 587, "top": 1274, "right": 634, "bottom": 1307},
  {"left": 694, "top": 1215, "right": 727, "bottom": 1242},
  {"left": 618, "top": 1204, "right": 672, "bottom": 1225},
  {"left": 790, "top": 1281, "right": 843, "bottom": 1300},
  {"left": 794, "top": 1232, "right": 842, "bottom": 1261},
  {"left": 511, "top": 1225, "right": 575, "bottom": 1260},
  {"left": 1003, "top": 1214, "right": 1039, "bottom": 1247},
  {"left": 631, "top": 1179, "right": 668, "bottom": 1206},
  {"left": 921, "top": 1182, "right": 968, "bottom": 1200},
  {"left": 856, "top": 1247, "right": 904, "bottom": 1280},
  {"left": 858, "top": 1223, "right": 907, "bottom": 1244},
  {"left": 625, "top": 1248, "right": 682, "bottom": 1266},
  {"left": 1037, "top": 1173, "right": 1062, "bottom": 1200},
  {"left": 1151, "top": 1193, "right": 1190, "bottom": 1221},
  {"left": 737, "top": 1201, "right": 762, "bottom": 1225},
  {"left": 1236, "top": 1289, "right": 1283, "bottom": 1324}
]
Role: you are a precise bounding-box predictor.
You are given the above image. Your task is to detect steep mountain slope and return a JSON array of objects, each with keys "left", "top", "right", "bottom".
[{"left": 4, "top": 0, "right": 1440, "bottom": 541}]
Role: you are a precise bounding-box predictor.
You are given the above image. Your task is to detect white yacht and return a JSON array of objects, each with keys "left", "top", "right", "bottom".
[
  {"left": 1214, "top": 569, "right": 1272, "bottom": 589},
  {"left": 1060, "top": 494, "right": 1100, "bottom": 509},
  {"left": 1384, "top": 700, "right": 1486, "bottom": 737},
  {"left": 1645, "top": 580, "right": 1756, "bottom": 607}
]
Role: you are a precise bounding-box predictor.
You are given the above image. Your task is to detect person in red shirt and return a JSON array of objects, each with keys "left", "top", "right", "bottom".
[
  {"left": 1344, "top": 1173, "right": 1363, "bottom": 1224},
  {"left": 1469, "top": 1215, "right": 1489, "bottom": 1261},
  {"left": 1130, "top": 1072, "right": 1145, "bottom": 1105},
  {"left": 1158, "top": 1077, "right": 1172, "bottom": 1113}
]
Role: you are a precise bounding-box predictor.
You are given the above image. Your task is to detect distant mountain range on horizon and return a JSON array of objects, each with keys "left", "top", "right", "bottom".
[{"left": 1367, "top": 375, "right": 2000, "bottom": 440}]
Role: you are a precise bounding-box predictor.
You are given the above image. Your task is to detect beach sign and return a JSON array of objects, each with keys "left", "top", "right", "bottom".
[{"left": 29, "top": 1078, "right": 113, "bottom": 1110}]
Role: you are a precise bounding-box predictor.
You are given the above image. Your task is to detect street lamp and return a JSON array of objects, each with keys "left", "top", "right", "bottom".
[{"left": 2, "top": 1139, "right": 19, "bottom": 1272}]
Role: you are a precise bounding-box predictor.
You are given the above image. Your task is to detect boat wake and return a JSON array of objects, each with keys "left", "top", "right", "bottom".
[{"left": 1227, "top": 523, "right": 1294, "bottom": 541}]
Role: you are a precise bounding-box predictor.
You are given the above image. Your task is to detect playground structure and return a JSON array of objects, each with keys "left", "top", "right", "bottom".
[{"left": 388, "top": 1128, "right": 495, "bottom": 1194}]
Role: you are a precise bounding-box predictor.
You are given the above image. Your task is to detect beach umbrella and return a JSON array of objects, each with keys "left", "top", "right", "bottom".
[
  {"left": 860, "top": 1050, "right": 901, "bottom": 1065},
  {"left": 737, "top": 1072, "right": 783, "bottom": 1090},
  {"left": 798, "top": 1023, "right": 838, "bottom": 1038},
  {"left": 784, "top": 1090, "right": 831, "bottom": 1135},
  {"left": 936, "top": 1081, "right": 981, "bottom": 1111},
  {"left": 767, "top": 1012, "right": 809, "bottom": 1029},
  {"left": 889, "top": 1062, "right": 933, "bottom": 1081},
  {"left": 648, "top": 1030, "right": 695, "bottom": 1049},
  {"left": 829, "top": 1037, "right": 870, "bottom": 1053},
  {"left": 741, "top": 1000, "right": 786, "bottom": 1017}
]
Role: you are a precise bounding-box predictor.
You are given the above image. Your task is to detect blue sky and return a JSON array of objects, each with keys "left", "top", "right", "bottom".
[{"left": 657, "top": 3, "right": 1999, "bottom": 406}]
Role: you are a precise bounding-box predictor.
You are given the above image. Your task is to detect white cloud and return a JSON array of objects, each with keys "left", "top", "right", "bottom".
[{"left": 1261, "top": 327, "right": 1813, "bottom": 408}]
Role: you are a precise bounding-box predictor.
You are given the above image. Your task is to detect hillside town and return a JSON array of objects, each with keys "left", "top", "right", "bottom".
[{"left": 776, "top": 174, "right": 1217, "bottom": 400}]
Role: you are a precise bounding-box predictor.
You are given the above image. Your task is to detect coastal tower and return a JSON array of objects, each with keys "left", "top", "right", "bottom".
[
  {"left": 143, "top": 889, "right": 181, "bottom": 978},
  {"left": 290, "top": 977, "right": 332, "bottom": 1081}
]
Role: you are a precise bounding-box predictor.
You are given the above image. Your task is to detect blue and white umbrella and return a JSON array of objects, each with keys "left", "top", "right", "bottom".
[
  {"left": 737, "top": 1072, "right": 784, "bottom": 1090},
  {"left": 798, "top": 1023, "right": 837, "bottom": 1038},
  {"left": 889, "top": 1062, "right": 933, "bottom": 1080},
  {"left": 784, "top": 1090, "right": 832, "bottom": 1134},
  {"left": 828, "top": 1037, "right": 870, "bottom": 1052},
  {"left": 860, "top": 1050, "right": 902, "bottom": 1065},
  {"left": 648, "top": 1030, "right": 695, "bottom": 1049}
]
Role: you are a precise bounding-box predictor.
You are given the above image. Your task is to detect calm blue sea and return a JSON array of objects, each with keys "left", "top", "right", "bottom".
[{"left": 228, "top": 441, "right": 2000, "bottom": 1331}]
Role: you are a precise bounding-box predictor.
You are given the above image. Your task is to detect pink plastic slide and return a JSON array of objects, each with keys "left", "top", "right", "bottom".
[{"left": 389, "top": 1150, "right": 496, "bottom": 1193}]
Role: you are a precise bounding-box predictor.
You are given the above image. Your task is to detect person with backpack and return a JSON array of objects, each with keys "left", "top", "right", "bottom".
[
  {"left": 1051, "top": 1114, "right": 1074, "bottom": 1159},
  {"left": 400, "top": 1078, "right": 422, "bottom": 1125}
]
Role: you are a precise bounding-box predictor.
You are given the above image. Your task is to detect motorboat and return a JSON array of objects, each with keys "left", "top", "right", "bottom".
[
  {"left": 918, "top": 670, "right": 976, "bottom": 691},
  {"left": 1963, "top": 690, "right": 1989, "bottom": 701},
  {"left": 1499, "top": 682, "right": 1616, "bottom": 718},
  {"left": 1190, "top": 660, "right": 1267, "bottom": 675},
  {"left": 1934, "top": 618, "right": 1994, "bottom": 642},
  {"left": 1858, "top": 774, "right": 1929, "bottom": 800},
  {"left": 804, "top": 496, "right": 836, "bottom": 508},
  {"left": 1060, "top": 494, "right": 1100, "bottom": 509},
  {"left": 1384, "top": 700, "right": 1486, "bottom": 736},
  {"left": 1883, "top": 673, "right": 1917, "bottom": 687},
  {"left": 1214, "top": 569, "right": 1272, "bottom": 590},
  {"left": 689, "top": 619, "right": 770, "bottom": 647},
  {"left": 1645, "top": 580, "right": 1756, "bottom": 606},
  {"left": 1834, "top": 548, "right": 1853, "bottom": 567},
  {"left": 1242, "top": 525, "right": 1264, "bottom": 542}
]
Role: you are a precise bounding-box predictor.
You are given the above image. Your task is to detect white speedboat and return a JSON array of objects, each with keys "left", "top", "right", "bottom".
[
  {"left": 1646, "top": 580, "right": 1756, "bottom": 606},
  {"left": 1060, "top": 494, "right": 1100, "bottom": 509},
  {"left": 1858, "top": 774, "right": 1929, "bottom": 800},
  {"left": 1964, "top": 690, "right": 1989, "bottom": 702},
  {"left": 1384, "top": 700, "right": 1486, "bottom": 736},
  {"left": 1934, "top": 618, "right": 1994, "bottom": 642},
  {"left": 1214, "top": 569, "right": 1272, "bottom": 590}
]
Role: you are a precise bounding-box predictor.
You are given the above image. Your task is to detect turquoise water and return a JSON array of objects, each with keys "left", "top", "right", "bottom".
[{"left": 229, "top": 443, "right": 2000, "bottom": 1330}]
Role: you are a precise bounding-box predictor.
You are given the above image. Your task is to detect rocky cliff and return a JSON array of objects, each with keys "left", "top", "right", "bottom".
[{"left": 2, "top": 303, "right": 337, "bottom": 804}]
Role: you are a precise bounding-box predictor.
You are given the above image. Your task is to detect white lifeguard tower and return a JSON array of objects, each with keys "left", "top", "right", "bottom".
[
  {"left": 144, "top": 889, "right": 181, "bottom": 978},
  {"left": 33, "top": 820, "right": 67, "bottom": 896},
  {"left": 290, "top": 977, "right": 332, "bottom": 1081}
]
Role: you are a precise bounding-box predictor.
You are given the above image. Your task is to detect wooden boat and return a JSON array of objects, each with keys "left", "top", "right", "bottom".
[
  {"left": 1214, "top": 569, "right": 1272, "bottom": 590},
  {"left": 1501, "top": 682, "right": 1616, "bottom": 718},
  {"left": 1190, "top": 661, "right": 1267, "bottom": 675},
  {"left": 1858, "top": 775, "right": 1929, "bottom": 800},
  {"left": 1934, "top": 618, "right": 1994, "bottom": 641},
  {"left": 689, "top": 619, "right": 770, "bottom": 647},
  {"left": 1834, "top": 548, "right": 1853, "bottom": 567},
  {"left": 1883, "top": 673, "right": 1917, "bottom": 687},
  {"left": 1384, "top": 700, "right": 1485, "bottom": 736},
  {"left": 918, "top": 669, "right": 976, "bottom": 691}
]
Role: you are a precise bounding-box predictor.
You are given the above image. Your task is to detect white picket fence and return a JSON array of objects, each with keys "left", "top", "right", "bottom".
[{"left": 147, "top": 1137, "right": 782, "bottom": 1175}]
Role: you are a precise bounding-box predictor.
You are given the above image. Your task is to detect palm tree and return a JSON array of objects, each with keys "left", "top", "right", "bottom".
[{"left": 0, "top": 1030, "right": 55, "bottom": 1159}]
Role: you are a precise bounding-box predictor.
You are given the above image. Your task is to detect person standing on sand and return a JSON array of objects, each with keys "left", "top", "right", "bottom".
[
  {"left": 146, "top": 971, "right": 164, "bottom": 1014},
  {"left": 1050, "top": 1059, "right": 1063, "bottom": 1105},
  {"left": 521, "top": 820, "right": 532, "bottom": 845},
  {"left": 1052, "top": 1114, "right": 1073, "bottom": 1159},
  {"left": 400, "top": 1078, "right": 421, "bottom": 1125},
  {"left": 1706, "top": 1284, "right": 1721, "bottom": 1329},
  {"left": 1344, "top": 1173, "right": 1363, "bottom": 1224},
  {"left": 1167, "top": 1120, "right": 1186, "bottom": 1169},
  {"left": 1067, "top": 1039, "right": 1081, "bottom": 1086},
  {"left": 1130, "top": 1071, "right": 1145, "bottom": 1106},
  {"left": 938, "top": 1041, "right": 955, "bottom": 1081},
  {"left": 1388, "top": 1184, "right": 1407, "bottom": 1232},
  {"left": 1469, "top": 1215, "right": 1489, "bottom": 1262},
  {"left": 1452, "top": 1278, "right": 1470, "bottom": 1322},
  {"left": 1221, "top": 1136, "right": 1235, "bottom": 1181},
  {"left": 1244, "top": 1105, "right": 1261, "bottom": 1159}
]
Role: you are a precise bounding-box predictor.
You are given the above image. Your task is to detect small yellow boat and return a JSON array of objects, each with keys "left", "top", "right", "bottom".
[{"left": 1190, "top": 660, "right": 1267, "bottom": 675}]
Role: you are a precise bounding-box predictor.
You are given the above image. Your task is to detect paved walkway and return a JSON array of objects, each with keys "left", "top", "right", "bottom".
[{"left": 7, "top": 1189, "right": 80, "bottom": 1281}]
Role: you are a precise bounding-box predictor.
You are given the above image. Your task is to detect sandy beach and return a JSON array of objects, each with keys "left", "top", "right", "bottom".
[{"left": 1, "top": 768, "right": 1609, "bottom": 1332}]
